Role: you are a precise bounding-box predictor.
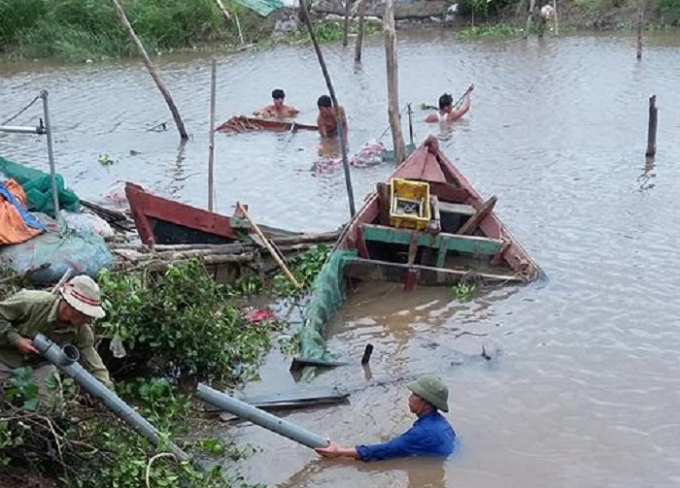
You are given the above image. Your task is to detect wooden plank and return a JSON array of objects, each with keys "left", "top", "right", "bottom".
[
  {"left": 428, "top": 182, "right": 470, "bottom": 203},
  {"left": 436, "top": 242, "right": 448, "bottom": 268},
  {"left": 290, "top": 357, "right": 349, "bottom": 370},
  {"left": 429, "top": 195, "right": 441, "bottom": 234},
  {"left": 355, "top": 225, "right": 370, "bottom": 259},
  {"left": 376, "top": 182, "right": 391, "bottom": 226},
  {"left": 345, "top": 257, "right": 526, "bottom": 285},
  {"left": 458, "top": 195, "right": 498, "bottom": 235},
  {"left": 362, "top": 224, "right": 503, "bottom": 255},
  {"left": 438, "top": 201, "right": 476, "bottom": 216}
]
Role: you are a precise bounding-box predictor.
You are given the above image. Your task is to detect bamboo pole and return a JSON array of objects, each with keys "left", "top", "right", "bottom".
[
  {"left": 110, "top": 0, "right": 188, "bottom": 140},
  {"left": 636, "top": 0, "right": 645, "bottom": 60},
  {"left": 208, "top": 60, "right": 217, "bottom": 212},
  {"left": 384, "top": 0, "right": 405, "bottom": 165},
  {"left": 299, "top": 0, "right": 356, "bottom": 217},
  {"left": 343, "top": 0, "right": 351, "bottom": 47},
  {"left": 354, "top": 0, "right": 367, "bottom": 62},
  {"left": 236, "top": 203, "right": 302, "bottom": 289},
  {"left": 645, "top": 95, "right": 657, "bottom": 158}
]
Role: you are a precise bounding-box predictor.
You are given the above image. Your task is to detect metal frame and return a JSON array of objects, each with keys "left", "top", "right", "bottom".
[{"left": 0, "top": 90, "right": 60, "bottom": 214}]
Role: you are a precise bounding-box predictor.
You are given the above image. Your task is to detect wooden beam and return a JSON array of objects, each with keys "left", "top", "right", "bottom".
[
  {"left": 457, "top": 195, "right": 497, "bottom": 236},
  {"left": 361, "top": 223, "right": 503, "bottom": 255},
  {"left": 428, "top": 182, "right": 470, "bottom": 203},
  {"left": 438, "top": 201, "right": 475, "bottom": 216},
  {"left": 384, "top": 0, "right": 405, "bottom": 164},
  {"left": 345, "top": 258, "right": 525, "bottom": 285},
  {"left": 110, "top": 0, "right": 188, "bottom": 140}
]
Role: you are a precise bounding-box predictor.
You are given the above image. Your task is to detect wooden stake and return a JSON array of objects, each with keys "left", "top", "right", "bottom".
[
  {"left": 636, "top": 0, "right": 645, "bottom": 60},
  {"left": 553, "top": 0, "right": 559, "bottom": 36},
  {"left": 236, "top": 203, "right": 302, "bottom": 289},
  {"left": 343, "top": 0, "right": 351, "bottom": 47},
  {"left": 524, "top": 0, "right": 536, "bottom": 39},
  {"left": 645, "top": 95, "right": 657, "bottom": 158},
  {"left": 299, "top": 0, "right": 356, "bottom": 217},
  {"left": 110, "top": 0, "right": 188, "bottom": 140},
  {"left": 384, "top": 0, "right": 405, "bottom": 165},
  {"left": 354, "top": 0, "right": 367, "bottom": 62},
  {"left": 208, "top": 59, "right": 217, "bottom": 212}
]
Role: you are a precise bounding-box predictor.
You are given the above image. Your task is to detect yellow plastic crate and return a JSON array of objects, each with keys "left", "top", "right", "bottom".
[{"left": 389, "top": 178, "right": 431, "bottom": 231}]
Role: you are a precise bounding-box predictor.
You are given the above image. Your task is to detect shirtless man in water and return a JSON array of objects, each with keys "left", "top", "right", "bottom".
[
  {"left": 425, "top": 84, "right": 474, "bottom": 123},
  {"left": 316, "top": 95, "right": 348, "bottom": 138},
  {"left": 253, "top": 89, "right": 299, "bottom": 118}
]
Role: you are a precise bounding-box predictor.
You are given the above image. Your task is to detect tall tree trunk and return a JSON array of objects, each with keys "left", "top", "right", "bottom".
[
  {"left": 354, "top": 0, "right": 367, "bottom": 62},
  {"left": 636, "top": 0, "right": 645, "bottom": 60},
  {"left": 343, "top": 0, "right": 351, "bottom": 47},
  {"left": 524, "top": 0, "right": 536, "bottom": 39},
  {"left": 384, "top": 0, "right": 405, "bottom": 165},
  {"left": 110, "top": 0, "right": 188, "bottom": 140}
]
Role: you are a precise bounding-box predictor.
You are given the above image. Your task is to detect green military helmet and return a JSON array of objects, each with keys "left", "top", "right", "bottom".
[{"left": 407, "top": 376, "right": 449, "bottom": 412}]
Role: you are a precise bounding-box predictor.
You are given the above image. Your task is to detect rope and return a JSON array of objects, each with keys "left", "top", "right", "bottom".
[
  {"left": 1, "top": 95, "right": 41, "bottom": 126},
  {"left": 376, "top": 104, "right": 410, "bottom": 141}
]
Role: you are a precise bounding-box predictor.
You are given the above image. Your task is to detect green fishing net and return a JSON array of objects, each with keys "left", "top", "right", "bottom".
[
  {"left": 0, "top": 156, "right": 80, "bottom": 217},
  {"left": 298, "top": 249, "right": 357, "bottom": 361}
]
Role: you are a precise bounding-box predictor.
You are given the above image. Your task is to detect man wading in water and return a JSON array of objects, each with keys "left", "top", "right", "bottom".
[
  {"left": 253, "top": 89, "right": 299, "bottom": 118},
  {"left": 316, "top": 95, "right": 348, "bottom": 139},
  {"left": 315, "top": 376, "right": 456, "bottom": 461},
  {"left": 425, "top": 84, "right": 474, "bottom": 123}
]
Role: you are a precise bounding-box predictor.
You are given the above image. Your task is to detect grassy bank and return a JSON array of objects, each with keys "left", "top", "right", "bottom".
[
  {"left": 0, "top": 0, "right": 262, "bottom": 61},
  {"left": 1, "top": 0, "right": 678, "bottom": 62}
]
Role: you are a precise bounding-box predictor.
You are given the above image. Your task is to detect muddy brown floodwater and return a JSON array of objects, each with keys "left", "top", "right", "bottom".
[{"left": 2, "top": 29, "right": 680, "bottom": 488}]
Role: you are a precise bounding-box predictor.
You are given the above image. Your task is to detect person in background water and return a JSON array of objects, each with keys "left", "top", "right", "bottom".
[
  {"left": 253, "top": 89, "right": 299, "bottom": 118},
  {"left": 316, "top": 95, "right": 348, "bottom": 139},
  {"left": 0, "top": 275, "right": 114, "bottom": 410},
  {"left": 425, "top": 84, "right": 474, "bottom": 123},
  {"left": 315, "top": 376, "right": 456, "bottom": 462}
]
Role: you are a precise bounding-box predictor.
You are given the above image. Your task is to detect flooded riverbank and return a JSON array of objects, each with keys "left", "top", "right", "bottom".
[{"left": 2, "top": 29, "right": 680, "bottom": 487}]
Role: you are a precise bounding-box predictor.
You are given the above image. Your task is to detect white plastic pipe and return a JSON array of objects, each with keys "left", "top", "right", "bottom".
[
  {"left": 33, "top": 334, "right": 191, "bottom": 463},
  {"left": 196, "top": 383, "right": 329, "bottom": 449}
]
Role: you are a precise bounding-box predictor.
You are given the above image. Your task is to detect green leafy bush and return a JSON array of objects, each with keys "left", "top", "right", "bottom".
[{"left": 98, "top": 259, "right": 281, "bottom": 382}]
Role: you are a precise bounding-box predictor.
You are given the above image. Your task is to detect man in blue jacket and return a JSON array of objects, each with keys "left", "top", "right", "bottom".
[{"left": 315, "top": 376, "right": 456, "bottom": 462}]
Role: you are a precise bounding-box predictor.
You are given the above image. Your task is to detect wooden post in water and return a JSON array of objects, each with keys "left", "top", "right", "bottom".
[
  {"left": 645, "top": 95, "right": 657, "bottom": 158},
  {"left": 354, "top": 0, "right": 367, "bottom": 62},
  {"left": 384, "top": 0, "right": 405, "bottom": 165},
  {"left": 553, "top": 0, "right": 559, "bottom": 36},
  {"left": 523, "top": 0, "right": 536, "bottom": 39},
  {"left": 299, "top": 0, "right": 356, "bottom": 217},
  {"left": 110, "top": 0, "right": 188, "bottom": 140},
  {"left": 208, "top": 60, "right": 217, "bottom": 212},
  {"left": 636, "top": 0, "right": 645, "bottom": 60},
  {"left": 343, "top": 0, "right": 351, "bottom": 47}
]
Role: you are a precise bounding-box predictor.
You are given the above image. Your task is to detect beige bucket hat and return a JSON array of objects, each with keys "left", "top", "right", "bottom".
[{"left": 60, "top": 275, "right": 106, "bottom": 319}]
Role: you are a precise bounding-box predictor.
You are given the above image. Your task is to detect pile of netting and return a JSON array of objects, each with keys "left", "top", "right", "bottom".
[{"left": 0, "top": 156, "right": 80, "bottom": 217}]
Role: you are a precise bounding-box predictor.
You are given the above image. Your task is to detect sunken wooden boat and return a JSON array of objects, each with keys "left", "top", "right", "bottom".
[
  {"left": 340, "top": 135, "right": 541, "bottom": 288},
  {"left": 215, "top": 116, "right": 318, "bottom": 133},
  {"left": 293, "top": 136, "right": 541, "bottom": 368},
  {"left": 125, "top": 182, "right": 299, "bottom": 246}
]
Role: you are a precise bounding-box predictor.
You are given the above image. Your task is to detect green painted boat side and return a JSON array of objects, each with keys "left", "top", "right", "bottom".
[{"left": 361, "top": 223, "right": 503, "bottom": 256}]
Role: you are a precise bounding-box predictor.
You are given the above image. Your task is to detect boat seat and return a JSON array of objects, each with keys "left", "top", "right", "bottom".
[
  {"left": 360, "top": 223, "right": 502, "bottom": 256},
  {"left": 437, "top": 201, "right": 476, "bottom": 216}
]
